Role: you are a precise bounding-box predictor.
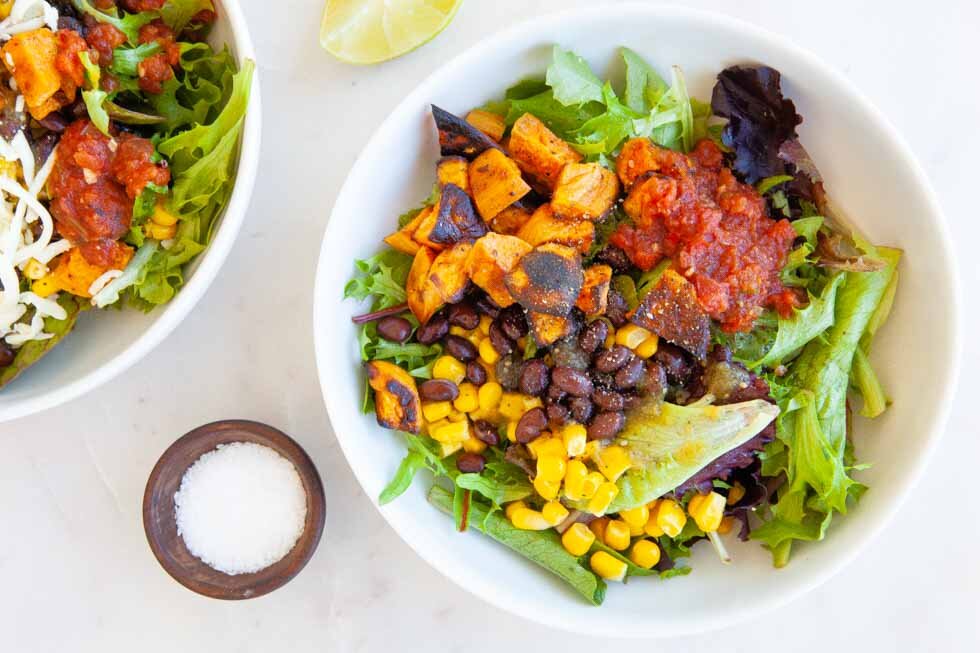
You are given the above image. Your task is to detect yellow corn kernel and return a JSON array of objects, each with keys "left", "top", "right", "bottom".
[
  {"left": 727, "top": 481, "right": 746, "bottom": 505},
  {"left": 561, "top": 522, "right": 596, "bottom": 557},
  {"left": 561, "top": 423, "right": 587, "bottom": 457},
  {"left": 510, "top": 507, "right": 551, "bottom": 531},
  {"left": 643, "top": 512, "right": 665, "bottom": 538},
  {"left": 521, "top": 395, "right": 543, "bottom": 411},
  {"left": 604, "top": 331, "right": 615, "bottom": 349},
  {"left": 454, "top": 382, "right": 479, "bottom": 413},
  {"left": 31, "top": 275, "right": 59, "bottom": 298},
  {"left": 505, "top": 500, "right": 528, "bottom": 521},
  {"left": 718, "top": 515, "right": 737, "bottom": 535},
  {"left": 461, "top": 435, "right": 487, "bottom": 454},
  {"left": 653, "top": 499, "right": 687, "bottom": 538},
  {"left": 499, "top": 392, "right": 526, "bottom": 421},
  {"left": 478, "top": 338, "right": 500, "bottom": 365},
  {"left": 433, "top": 355, "right": 466, "bottom": 384},
  {"left": 422, "top": 401, "right": 453, "bottom": 423},
  {"left": 151, "top": 200, "right": 179, "bottom": 226},
  {"left": 22, "top": 258, "right": 48, "bottom": 280},
  {"left": 581, "top": 472, "right": 604, "bottom": 501},
  {"left": 533, "top": 475, "right": 560, "bottom": 501},
  {"left": 587, "top": 481, "right": 619, "bottom": 515},
  {"left": 449, "top": 325, "right": 469, "bottom": 337},
  {"left": 506, "top": 421, "right": 518, "bottom": 442},
  {"left": 619, "top": 505, "right": 650, "bottom": 531},
  {"left": 429, "top": 419, "right": 470, "bottom": 444},
  {"left": 590, "top": 551, "right": 627, "bottom": 582},
  {"left": 687, "top": 491, "right": 726, "bottom": 532},
  {"left": 0, "top": 1, "right": 13, "bottom": 20},
  {"left": 630, "top": 539, "right": 662, "bottom": 569},
  {"left": 448, "top": 408, "right": 469, "bottom": 423},
  {"left": 479, "top": 315, "right": 492, "bottom": 335},
  {"left": 635, "top": 335, "right": 659, "bottom": 359},
  {"left": 145, "top": 221, "right": 177, "bottom": 241},
  {"left": 477, "top": 381, "right": 503, "bottom": 411},
  {"left": 589, "top": 516, "right": 610, "bottom": 541},
  {"left": 537, "top": 455, "right": 566, "bottom": 483},
  {"left": 595, "top": 445, "right": 632, "bottom": 482},
  {"left": 439, "top": 441, "right": 462, "bottom": 457},
  {"left": 562, "top": 459, "right": 590, "bottom": 500},
  {"left": 615, "top": 324, "right": 652, "bottom": 349},
  {"left": 604, "top": 519, "right": 631, "bottom": 551},
  {"left": 541, "top": 500, "right": 569, "bottom": 526},
  {"left": 528, "top": 436, "right": 565, "bottom": 460}
]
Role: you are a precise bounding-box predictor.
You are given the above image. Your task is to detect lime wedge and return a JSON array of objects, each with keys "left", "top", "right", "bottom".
[{"left": 320, "top": 0, "right": 464, "bottom": 65}]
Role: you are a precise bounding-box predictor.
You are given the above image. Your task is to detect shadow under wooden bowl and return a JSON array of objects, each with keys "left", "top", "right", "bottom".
[{"left": 143, "top": 420, "right": 325, "bottom": 600}]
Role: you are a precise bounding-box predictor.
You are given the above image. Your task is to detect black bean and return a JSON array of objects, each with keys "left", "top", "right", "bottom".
[
  {"left": 605, "top": 289, "right": 630, "bottom": 327},
  {"left": 588, "top": 411, "right": 626, "bottom": 441},
  {"left": 0, "top": 341, "right": 14, "bottom": 367},
  {"left": 614, "top": 356, "right": 645, "bottom": 389},
  {"left": 473, "top": 293, "right": 501, "bottom": 318},
  {"left": 473, "top": 420, "right": 501, "bottom": 446},
  {"left": 519, "top": 359, "right": 550, "bottom": 396},
  {"left": 489, "top": 320, "right": 516, "bottom": 356},
  {"left": 466, "top": 361, "right": 488, "bottom": 386},
  {"left": 38, "top": 112, "right": 69, "bottom": 133},
  {"left": 448, "top": 302, "right": 480, "bottom": 330},
  {"left": 546, "top": 383, "right": 567, "bottom": 404},
  {"left": 376, "top": 316, "right": 412, "bottom": 343},
  {"left": 654, "top": 342, "right": 694, "bottom": 384},
  {"left": 569, "top": 396, "right": 594, "bottom": 423},
  {"left": 498, "top": 304, "right": 529, "bottom": 341},
  {"left": 595, "top": 246, "right": 632, "bottom": 273},
  {"left": 444, "top": 334, "right": 478, "bottom": 362},
  {"left": 456, "top": 452, "right": 486, "bottom": 474},
  {"left": 594, "top": 345, "right": 631, "bottom": 373},
  {"left": 551, "top": 366, "right": 594, "bottom": 397},
  {"left": 419, "top": 379, "right": 459, "bottom": 402},
  {"left": 637, "top": 361, "right": 667, "bottom": 399},
  {"left": 621, "top": 391, "right": 642, "bottom": 411},
  {"left": 515, "top": 407, "right": 548, "bottom": 444},
  {"left": 416, "top": 311, "right": 449, "bottom": 345},
  {"left": 579, "top": 320, "right": 610, "bottom": 354},
  {"left": 496, "top": 353, "right": 523, "bottom": 391},
  {"left": 546, "top": 403, "right": 570, "bottom": 425},
  {"left": 592, "top": 388, "right": 625, "bottom": 412}
]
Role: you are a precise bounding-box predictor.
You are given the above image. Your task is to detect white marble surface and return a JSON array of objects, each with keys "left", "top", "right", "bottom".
[{"left": 2, "top": 0, "right": 978, "bottom": 650}]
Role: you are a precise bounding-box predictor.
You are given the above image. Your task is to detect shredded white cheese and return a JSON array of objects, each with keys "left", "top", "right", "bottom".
[
  {"left": 0, "top": 1, "right": 59, "bottom": 41},
  {"left": 87, "top": 269, "right": 123, "bottom": 297}
]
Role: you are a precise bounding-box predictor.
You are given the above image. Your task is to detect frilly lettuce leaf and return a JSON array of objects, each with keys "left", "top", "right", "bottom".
[
  {"left": 546, "top": 46, "right": 604, "bottom": 106},
  {"left": 160, "top": 0, "right": 214, "bottom": 34},
  {"left": 622, "top": 47, "right": 668, "bottom": 114},
  {"left": 344, "top": 249, "right": 413, "bottom": 310}
]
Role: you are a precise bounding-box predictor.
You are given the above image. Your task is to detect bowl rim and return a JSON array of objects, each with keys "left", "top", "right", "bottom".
[
  {"left": 314, "top": 2, "right": 962, "bottom": 637},
  {"left": 0, "top": 0, "right": 262, "bottom": 423}
]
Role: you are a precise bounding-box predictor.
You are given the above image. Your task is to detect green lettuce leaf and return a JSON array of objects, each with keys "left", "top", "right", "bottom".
[
  {"left": 160, "top": 0, "right": 214, "bottom": 34},
  {"left": 622, "top": 47, "right": 668, "bottom": 114},
  {"left": 378, "top": 434, "right": 450, "bottom": 504},
  {"left": 109, "top": 42, "right": 160, "bottom": 78},
  {"left": 151, "top": 44, "right": 237, "bottom": 132},
  {"left": 505, "top": 90, "right": 602, "bottom": 138},
  {"left": 455, "top": 458, "right": 534, "bottom": 505},
  {"left": 344, "top": 249, "right": 413, "bottom": 310},
  {"left": 78, "top": 52, "right": 110, "bottom": 136},
  {"left": 572, "top": 82, "right": 641, "bottom": 155},
  {"left": 546, "top": 46, "right": 604, "bottom": 106}
]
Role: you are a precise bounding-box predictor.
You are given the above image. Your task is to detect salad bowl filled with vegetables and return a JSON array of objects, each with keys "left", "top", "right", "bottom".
[
  {"left": 314, "top": 5, "right": 958, "bottom": 636},
  {"left": 0, "top": 0, "right": 258, "bottom": 421}
]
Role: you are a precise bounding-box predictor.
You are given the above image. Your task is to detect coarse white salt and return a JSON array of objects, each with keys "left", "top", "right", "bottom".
[{"left": 174, "top": 442, "right": 307, "bottom": 575}]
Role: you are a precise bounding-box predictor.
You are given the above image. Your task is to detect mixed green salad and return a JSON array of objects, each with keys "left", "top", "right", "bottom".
[{"left": 345, "top": 46, "right": 900, "bottom": 604}]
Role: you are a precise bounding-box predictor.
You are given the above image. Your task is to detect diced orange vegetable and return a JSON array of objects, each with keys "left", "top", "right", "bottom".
[
  {"left": 468, "top": 148, "right": 531, "bottom": 221},
  {"left": 616, "top": 138, "right": 664, "bottom": 189},
  {"left": 366, "top": 360, "right": 422, "bottom": 433},
  {"left": 2, "top": 28, "right": 62, "bottom": 119},
  {"left": 551, "top": 162, "right": 620, "bottom": 221},
  {"left": 490, "top": 203, "right": 534, "bottom": 235},
  {"left": 413, "top": 185, "right": 486, "bottom": 250},
  {"left": 466, "top": 109, "right": 506, "bottom": 141},
  {"left": 527, "top": 311, "right": 574, "bottom": 347},
  {"left": 406, "top": 247, "right": 444, "bottom": 324},
  {"left": 504, "top": 243, "right": 583, "bottom": 316},
  {"left": 508, "top": 113, "right": 582, "bottom": 191},
  {"left": 516, "top": 204, "right": 595, "bottom": 255},
  {"left": 428, "top": 242, "right": 472, "bottom": 304},
  {"left": 622, "top": 172, "right": 679, "bottom": 229},
  {"left": 576, "top": 264, "right": 612, "bottom": 316},
  {"left": 44, "top": 245, "right": 133, "bottom": 298},
  {"left": 465, "top": 233, "right": 532, "bottom": 307},
  {"left": 437, "top": 156, "right": 470, "bottom": 194},
  {"left": 383, "top": 206, "right": 429, "bottom": 255}
]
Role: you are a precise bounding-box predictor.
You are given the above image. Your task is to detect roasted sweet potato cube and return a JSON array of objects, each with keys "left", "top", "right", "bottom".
[
  {"left": 437, "top": 156, "right": 470, "bottom": 194},
  {"left": 616, "top": 138, "right": 691, "bottom": 190},
  {"left": 490, "top": 202, "right": 534, "bottom": 235},
  {"left": 466, "top": 109, "right": 507, "bottom": 142},
  {"left": 516, "top": 204, "right": 595, "bottom": 255},
  {"left": 413, "top": 184, "right": 486, "bottom": 250},
  {"left": 622, "top": 173, "right": 679, "bottom": 229},
  {"left": 366, "top": 360, "right": 422, "bottom": 433},
  {"left": 630, "top": 269, "right": 710, "bottom": 360},
  {"left": 2, "top": 29, "right": 62, "bottom": 119},
  {"left": 465, "top": 233, "right": 532, "bottom": 307},
  {"left": 432, "top": 105, "right": 500, "bottom": 159},
  {"left": 406, "top": 247, "right": 444, "bottom": 324},
  {"left": 45, "top": 245, "right": 133, "bottom": 298},
  {"left": 527, "top": 311, "right": 575, "bottom": 347},
  {"left": 576, "top": 264, "right": 612, "bottom": 316},
  {"left": 508, "top": 113, "right": 582, "bottom": 191},
  {"left": 384, "top": 207, "right": 429, "bottom": 255},
  {"left": 504, "top": 243, "right": 583, "bottom": 316},
  {"left": 551, "top": 162, "right": 620, "bottom": 221},
  {"left": 428, "top": 242, "right": 472, "bottom": 303},
  {"left": 468, "top": 148, "right": 531, "bottom": 221}
]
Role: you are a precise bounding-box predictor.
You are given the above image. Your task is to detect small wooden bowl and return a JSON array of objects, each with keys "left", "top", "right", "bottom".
[{"left": 143, "top": 420, "right": 325, "bottom": 600}]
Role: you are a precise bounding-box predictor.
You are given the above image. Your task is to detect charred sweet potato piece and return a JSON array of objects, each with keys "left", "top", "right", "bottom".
[
  {"left": 527, "top": 311, "right": 574, "bottom": 347},
  {"left": 551, "top": 162, "right": 620, "bottom": 221},
  {"left": 508, "top": 113, "right": 583, "bottom": 191},
  {"left": 504, "top": 243, "right": 584, "bottom": 316},
  {"left": 428, "top": 242, "right": 472, "bottom": 303},
  {"left": 406, "top": 247, "right": 444, "bottom": 324},
  {"left": 437, "top": 156, "right": 470, "bottom": 194},
  {"left": 468, "top": 148, "right": 531, "bottom": 221},
  {"left": 366, "top": 360, "right": 422, "bottom": 433},
  {"left": 616, "top": 138, "right": 692, "bottom": 190},
  {"left": 630, "top": 269, "right": 710, "bottom": 360},
  {"left": 413, "top": 184, "right": 487, "bottom": 250},
  {"left": 466, "top": 109, "right": 506, "bottom": 141},
  {"left": 516, "top": 204, "right": 595, "bottom": 255},
  {"left": 432, "top": 105, "right": 500, "bottom": 159},
  {"left": 575, "top": 264, "right": 612, "bottom": 316},
  {"left": 384, "top": 207, "right": 429, "bottom": 255},
  {"left": 2, "top": 29, "right": 62, "bottom": 119},
  {"left": 465, "top": 233, "right": 532, "bottom": 307},
  {"left": 490, "top": 202, "right": 534, "bottom": 235}
]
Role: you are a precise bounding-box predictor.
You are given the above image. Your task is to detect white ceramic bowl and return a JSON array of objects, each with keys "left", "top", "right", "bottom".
[
  {"left": 0, "top": 0, "right": 261, "bottom": 423},
  {"left": 314, "top": 4, "right": 960, "bottom": 637}
]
